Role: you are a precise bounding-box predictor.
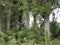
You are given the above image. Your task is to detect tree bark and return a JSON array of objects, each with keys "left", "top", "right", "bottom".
[
  {"left": 7, "top": 9, "right": 10, "bottom": 30},
  {"left": 44, "top": 15, "right": 50, "bottom": 45},
  {"left": 0, "top": 6, "right": 2, "bottom": 31},
  {"left": 34, "top": 15, "right": 37, "bottom": 30},
  {"left": 0, "top": 16, "right": 2, "bottom": 31},
  {"left": 26, "top": 14, "right": 30, "bottom": 30}
]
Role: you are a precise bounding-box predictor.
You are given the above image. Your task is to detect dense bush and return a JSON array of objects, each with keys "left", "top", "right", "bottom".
[
  {"left": 27, "top": 31, "right": 36, "bottom": 39},
  {"left": 0, "top": 37, "right": 5, "bottom": 45},
  {"left": 8, "top": 39, "right": 17, "bottom": 45},
  {"left": 18, "top": 31, "right": 27, "bottom": 38},
  {"left": 0, "top": 31, "right": 4, "bottom": 37},
  {"left": 50, "top": 22, "right": 60, "bottom": 38}
]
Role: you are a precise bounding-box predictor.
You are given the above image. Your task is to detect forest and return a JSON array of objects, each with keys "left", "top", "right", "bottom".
[{"left": 0, "top": 0, "right": 60, "bottom": 45}]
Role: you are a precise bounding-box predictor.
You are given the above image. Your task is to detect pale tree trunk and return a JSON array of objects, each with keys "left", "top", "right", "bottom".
[
  {"left": 7, "top": 9, "right": 10, "bottom": 30},
  {"left": 26, "top": 14, "right": 30, "bottom": 30},
  {"left": 44, "top": 15, "right": 50, "bottom": 45}
]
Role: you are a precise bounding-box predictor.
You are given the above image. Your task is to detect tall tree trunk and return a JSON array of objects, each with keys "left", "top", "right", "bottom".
[
  {"left": 7, "top": 9, "right": 10, "bottom": 30},
  {"left": 44, "top": 15, "right": 50, "bottom": 45},
  {"left": 34, "top": 15, "right": 37, "bottom": 30},
  {"left": 0, "top": 6, "right": 2, "bottom": 31},
  {"left": 26, "top": 14, "right": 30, "bottom": 30},
  {"left": 34, "top": 15, "right": 41, "bottom": 43},
  {"left": 0, "top": 16, "right": 2, "bottom": 31}
]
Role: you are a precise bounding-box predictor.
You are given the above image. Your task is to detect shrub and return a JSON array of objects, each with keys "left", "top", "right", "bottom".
[
  {"left": 27, "top": 31, "right": 36, "bottom": 39},
  {"left": 0, "top": 31, "right": 4, "bottom": 37},
  {"left": 8, "top": 38, "right": 17, "bottom": 45},
  {"left": 3, "top": 33, "right": 13, "bottom": 42},
  {"left": 18, "top": 31, "right": 27, "bottom": 38},
  {"left": 6, "top": 30, "right": 13, "bottom": 36},
  {"left": 0, "top": 37, "right": 5, "bottom": 45}
]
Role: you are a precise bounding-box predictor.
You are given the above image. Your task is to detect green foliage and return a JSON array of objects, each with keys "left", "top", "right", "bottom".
[
  {"left": 40, "top": 24, "right": 44, "bottom": 36},
  {"left": 0, "top": 37, "right": 6, "bottom": 45},
  {"left": 51, "top": 39, "right": 60, "bottom": 45},
  {"left": 18, "top": 31, "right": 27, "bottom": 38},
  {"left": 8, "top": 39, "right": 17, "bottom": 45},
  {"left": 0, "top": 0, "right": 59, "bottom": 45},
  {"left": 50, "top": 21, "right": 60, "bottom": 38},
  {"left": 0, "top": 31, "right": 4, "bottom": 37},
  {"left": 3, "top": 30, "right": 13, "bottom": 42},
  {"left": 31, "top": 0, "right": 52, "bottom": 18},
  {"left": 27, "top": 31, "right": 36, "bottom": 39}
]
